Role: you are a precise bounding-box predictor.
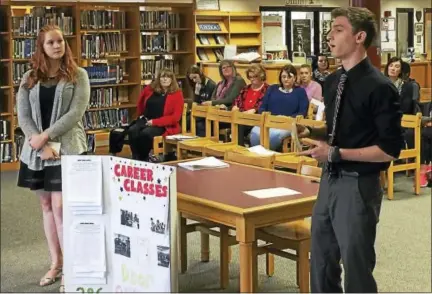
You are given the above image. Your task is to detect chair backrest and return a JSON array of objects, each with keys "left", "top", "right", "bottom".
[
  {"left": 231, "top": 111, "right": 267, "bottom": 145},
  {"left": 224, "top": 149, "right": 275, "bottom": 169},
  {"left": 307, "top": 103, "right": 316, "bottom": 119},
  {"left": 298, "top": 117, "right": 326, "bottom": 128},
  {"left": 262, "top": 114, "right": 298, "bottom": 149},
  {"left": 203, "top": 107, "right": 235, "bottom": 140},
  {"left": 190, "top": 103, "right": 210, "bottom": 136},
  {"left": 402, "top": 113, "right": 422, "bottom": 152},
  {"left": 298, "top": 163, "right": 322, "bottom": 178},
  {"left": 181, "top": 103, "right": 188, "bottom": 133},
  {"left": 420, "top": 88, "right": 431, "bottom": 103}
]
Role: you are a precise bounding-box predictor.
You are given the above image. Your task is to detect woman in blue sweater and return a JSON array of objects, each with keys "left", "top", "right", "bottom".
[{"left": 250, "top": 64, "right": 309, "bottom": 150}]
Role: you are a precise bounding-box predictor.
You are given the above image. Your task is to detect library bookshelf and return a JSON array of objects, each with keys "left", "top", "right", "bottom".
[
  {"left": 194, "top": 11, "right": 262, "bottom": 63},
  {"left": 0, "top": 1, "right": 194, "bottom": 171}
]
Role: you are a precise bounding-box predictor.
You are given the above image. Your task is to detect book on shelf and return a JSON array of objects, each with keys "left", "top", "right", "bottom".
[
  {"left": 214, "top": 35, "right": 226, "bottom": 45},
  {"left": 12, "top": 7, "right": 74, "bottom": 36},
  {"left": 88, "top": 87, "right": 129, "bottom": 108},
  {"left": 141, "top": 56, "right": 180, "bottom": 80},
  {"left": 141, "top": 32, "right": 167, "bottom": 53},
  {"left": 0, "top": 119, "right": 11, "bottom": 140},
  {"left": 83, "top": 108, "right": 129, "bottom": 131},
  {"left": 197, "top": 48, "right": 209, "bottom": 61},
  {"left": 86, "top": 134, "right": 96, "bottom": 154},
  {"left": 83, "top": 63, "right": 124, "bottom": 85},
  {"left": 139, "top": 11, "right": 181, "bottom": 30},
  {"left": 0, "top": 9, "right": 7, "bottom": 32},
  {"left": 213, "top": 48, "right": 224, "bottom": 61},
  {"left": 0, "top": 142, "right": 13, "bottom": 163},
  {"left": 13, "top": 39, "right": 35, "bottom": 59},
  {"left": 198, "top": 35, "right": 210, "bottom": 45},
  {"left": 81, "top": 33, "right": 127, "bottom": 59},
  {"left": 80, "top": 10, "right": 126, "bottom": 30},
  {"left": 13, "top": 62, "right": 31, "bottom": 85}
]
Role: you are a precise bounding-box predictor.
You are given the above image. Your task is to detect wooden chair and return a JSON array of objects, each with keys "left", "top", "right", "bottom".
[
  {"left": 202, "top": 111, "right": 268, "bottom": 158},
  {"left": 224, "top": 148, "right": 276, "bottom": 168},
  {"left": 255, "top": 162, "right": 322, "bottom": 293},
  {"left": 385, "top": 113, "right": 422, "bottom": 200},
  {"left": 266, "top": 116, "right": 319, "bottom": 171},
  {"left": 153, "top": 103, "right": 189, "bottom": 156},
  {"left": 177, "top": 107, "right": 234, "bottom": 160}
]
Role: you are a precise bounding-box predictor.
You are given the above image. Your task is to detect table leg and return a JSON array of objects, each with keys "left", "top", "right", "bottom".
[
  {"left": 239, "top": 241, "right": 257, "bottom": 292},
  {"left": 179, "top": 216, "right": 187, "bottom": 273}
]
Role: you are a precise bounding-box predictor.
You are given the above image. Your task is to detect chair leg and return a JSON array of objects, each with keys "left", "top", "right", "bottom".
[
  {"left": 220, "top": 226, "right": 230, "bottom": 289},
  {"left": 380, "top": 171, "right": 386, "bottom": 189},
  {"left": 200, "top": 232, "right": 210, "bottom": 262},
  {"left": 266, "top": 253, "right": 275, "bottom": 277},
  {"left": 177, "top": 145, "right": 183, "bottom": 160},
  {"left": 179, "top": 216, "right": 187, "bottom": 273},
  {"left": 387, "top": 169, "right": 394, "bottom": 200},
  {"left": 414, "top": 161, "right": 421, "bottom": 195},
  {"left": 297, "top": 242, "right": 310, "bottom": 293}
]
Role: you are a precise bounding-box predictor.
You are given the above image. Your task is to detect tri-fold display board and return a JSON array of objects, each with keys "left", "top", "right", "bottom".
[{"left": 62, "top": 155, "right": 178, "bottom": 293}]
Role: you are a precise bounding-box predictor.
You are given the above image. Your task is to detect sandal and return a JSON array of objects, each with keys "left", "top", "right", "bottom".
[
  {"left": 39, "top": 264, "right": 62, "bottom": 287},
  {"left": 59, "top": 274, "right": 65, "bottom": 293}
]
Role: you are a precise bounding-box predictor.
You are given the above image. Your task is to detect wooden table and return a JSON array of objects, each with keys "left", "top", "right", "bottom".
[{"left": 172, "top": 159, "right": 319, "bottom": 292}]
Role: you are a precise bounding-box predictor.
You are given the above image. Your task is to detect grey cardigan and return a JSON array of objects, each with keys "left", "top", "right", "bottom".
[
  {"left": 211, "top": 75, "right": 246, "bottom": 107},
  {"left": 17, "top": 67, "right": 90, "bottom": 171}
]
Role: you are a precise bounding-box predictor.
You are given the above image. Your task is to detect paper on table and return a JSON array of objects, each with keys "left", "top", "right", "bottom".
[
  {"left": 178, "top": 156, "right": 229, "bottom": 171},
  {"left": 247, "top": 145, "right": 276, "bottom": 155},
  {"left": 244, "top": 187, "right": 301, "bottom": 199},
  {"left": 71, "top": 220, "right": 106, "bottom": 283},
  {"left": 166, "top": 134, "right": 198, "bottom": 140}
]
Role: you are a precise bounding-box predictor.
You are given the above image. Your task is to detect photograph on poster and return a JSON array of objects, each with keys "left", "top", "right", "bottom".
[
  {"left": 150, "top": 218, "right": 166, "bottom": 234},
  {"left": 114, "top": 233, "right": 131, "bottom": 258},
  {"left": 415, "top": 23, "right": 424, "bottom": 34},
  {"left": 157, "top": 245, "right": 170, "bottom": 268},
  {"left": 121, "top": 209, "right": 140, "bottom": 229}
]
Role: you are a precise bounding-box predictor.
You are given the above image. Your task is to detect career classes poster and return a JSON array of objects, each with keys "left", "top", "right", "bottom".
[
  {"left": 292, "top": 19, "right": 312, "bottom": 56},
  {"left": 110, "top": 157, "right": 173, "bottom": 292}
]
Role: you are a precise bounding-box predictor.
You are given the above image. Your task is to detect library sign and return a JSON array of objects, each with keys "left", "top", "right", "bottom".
[{"left": 285, "top": 0, "right": 322, "bottom": 6}]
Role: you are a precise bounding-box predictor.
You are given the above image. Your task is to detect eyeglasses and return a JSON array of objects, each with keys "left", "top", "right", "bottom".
[{"left": 248, "top": 75, "right": 258, "bottom": 80}]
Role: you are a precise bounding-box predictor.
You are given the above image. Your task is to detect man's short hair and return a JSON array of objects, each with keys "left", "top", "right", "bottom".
[{"left": 331, "top": 7, "right": 378, "bottom": 49}]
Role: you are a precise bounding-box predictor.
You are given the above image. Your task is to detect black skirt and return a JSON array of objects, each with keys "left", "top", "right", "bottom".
[{"left": 17, "top": 161, "right": 62, "bottom": 192}]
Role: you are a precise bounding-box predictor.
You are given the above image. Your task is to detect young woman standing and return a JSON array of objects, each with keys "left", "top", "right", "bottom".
[{"left": 16, "top": 25, "right": 90, "bottom": 292}]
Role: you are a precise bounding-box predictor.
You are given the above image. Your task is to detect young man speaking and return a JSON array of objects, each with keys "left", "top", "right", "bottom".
[{"left": 296, "top": 7, "right": 404, "bottom": 293}]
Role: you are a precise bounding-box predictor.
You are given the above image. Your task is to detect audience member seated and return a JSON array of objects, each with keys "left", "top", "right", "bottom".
[
  {"left": 299, "top": 64, "right": 323, "bottom": 102},
  {"left": 249, "top": 64, "right": 309, "bottom": 151},
  {"left": 129, "top": 69, "right": 184, "bottom": 161},
  {"left": 420, "top": 103, "right": 432, "bottom": 187},
  {"left": 198, "top": 60, "right": 246, "bottom": 136},
  {"left": 232, "top": 64, "right": 269, "bottom": 146},
  {"left": 385, "top": 56, "right": 419, "bottom": 115},
  {"left": 186, "top": 65, "right": 216, "bottom": 132},
  {"left": 312, "top": 53, "right": 330, "bottom": 90}
]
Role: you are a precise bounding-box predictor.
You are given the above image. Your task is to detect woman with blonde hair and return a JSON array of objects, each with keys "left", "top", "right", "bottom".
[
  {"left": 129, "top": 68, "right": 184, "bottom": 161},
  {"left": 16, "top": 25, "right": 90, "bottom": 292},
  {"left": 232, "top": 64, "right": 269, "bottom": 145}
]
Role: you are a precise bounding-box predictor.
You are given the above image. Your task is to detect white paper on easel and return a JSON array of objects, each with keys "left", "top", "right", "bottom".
[{"left": 244, "top": 187, "right": 301, "bottom": 198}]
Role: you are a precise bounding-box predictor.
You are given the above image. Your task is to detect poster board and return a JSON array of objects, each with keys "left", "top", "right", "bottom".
[
  {"left": 292, "top": 19, "right": 312, "bottom": 56},
  {"left": 62, "top": 155, "right": 178, "bottom": 293}
]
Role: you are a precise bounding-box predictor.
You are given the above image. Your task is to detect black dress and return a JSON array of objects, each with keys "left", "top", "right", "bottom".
[{"left": 17, "top": 83, "right": 63, "bottom": 192}]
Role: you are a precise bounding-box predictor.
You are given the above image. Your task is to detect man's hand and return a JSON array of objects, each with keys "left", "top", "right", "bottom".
[
  {"left": 40, "top": 147, "right": 60, "bottom": 161},
  {"left": 29, "top": 132, "right": 49, "bottom": 150},
  {"left": 298, "top": 139, "right": 330, "bottom": 162}
]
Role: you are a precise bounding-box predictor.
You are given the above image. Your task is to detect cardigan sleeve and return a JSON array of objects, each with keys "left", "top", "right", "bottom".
[
  {"left": 152, "top": 91, "right": 184, "bottom": 127},
  {"left": 211, "top": 75, "right": 246, "bottom": 106},
  {"left": 16, "top": 71, "right": 40, "bottom": 137},
  {"left": 45, "top": 68, "right": 90, "bottom": 140}
]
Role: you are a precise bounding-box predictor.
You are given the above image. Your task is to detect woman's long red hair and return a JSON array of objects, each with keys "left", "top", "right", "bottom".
[{"left": 26, "top": 25, "right": 78, "bottom": 89}]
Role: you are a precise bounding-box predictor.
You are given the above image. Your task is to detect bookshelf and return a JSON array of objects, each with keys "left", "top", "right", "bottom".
[
  {"left": 0, "top": 1, "right": 195, "bottom": 171},
  {"left": 194, "top": 11, "right": 262, "bottom": 63}
]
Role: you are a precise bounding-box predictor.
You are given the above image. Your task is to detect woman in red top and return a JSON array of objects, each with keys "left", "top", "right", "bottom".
[
  {"left": 232, "top": 64, "right": 269, "bottom": 146},
  {"left": 130, "top": 69, "right": 184, "bottom": 161}
]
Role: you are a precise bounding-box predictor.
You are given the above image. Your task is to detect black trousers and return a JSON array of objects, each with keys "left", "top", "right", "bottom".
[
  {"left": 421, "top": 127, "right": 432, "bottom": 164},
  {"left": 237, "top": 125, "right": 253, "bottom": 146},
  {"left": 311, "top": 170, "right": 383, "bottom": 293},
  {"left": 128, "top": 124, "right": 165, "bottom": 161}
]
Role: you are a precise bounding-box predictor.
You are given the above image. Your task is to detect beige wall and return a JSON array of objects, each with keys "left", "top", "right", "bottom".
[{"left": 219, "top": 0, "right": 349, "bottom": 12}]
